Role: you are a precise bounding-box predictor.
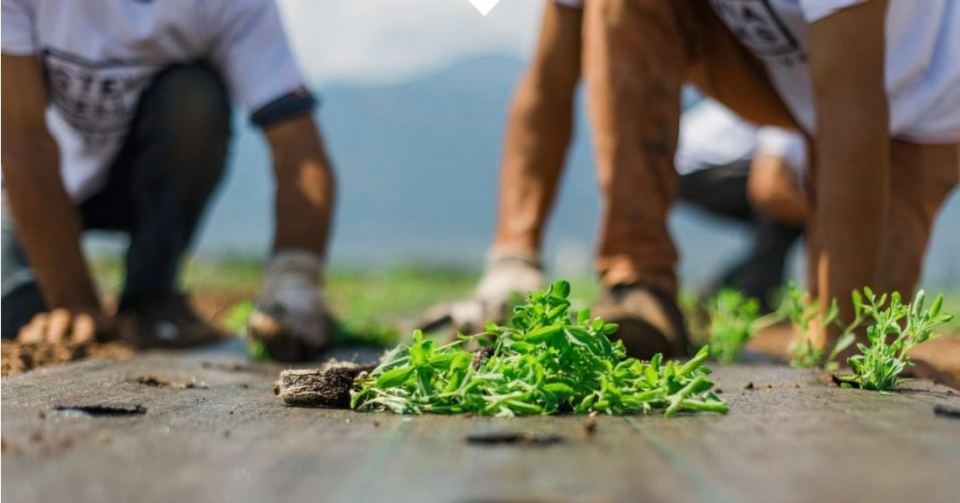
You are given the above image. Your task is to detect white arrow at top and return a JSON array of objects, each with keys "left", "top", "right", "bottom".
[{"left": 467, "top": 0, "right": 502, "bottom": 16}]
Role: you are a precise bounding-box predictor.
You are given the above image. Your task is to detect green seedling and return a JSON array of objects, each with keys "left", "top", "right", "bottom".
[
  {"left": 705, "top": 290, "right": 759, "bottom": 363},
  {"left": 704, "top": 289, "right": 784, "bottom": 363},
  {"left": 351, "top": 280, "right": 727, "bottom": 417},
  {"left": 843, "top": 289, "right": 953, "bottom": 391},
  {"left": 778, "top": 283, "right": 857, "bottom": 370}
]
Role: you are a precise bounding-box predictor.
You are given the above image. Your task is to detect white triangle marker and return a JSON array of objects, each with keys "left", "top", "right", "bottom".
[{"left": 467, "top": 0, "right": 502, "bottom": 16}]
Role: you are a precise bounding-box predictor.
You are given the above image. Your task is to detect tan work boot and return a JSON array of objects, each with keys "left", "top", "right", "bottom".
[{"left": 593, "top": 284, "right": 689, "bottom": 359}]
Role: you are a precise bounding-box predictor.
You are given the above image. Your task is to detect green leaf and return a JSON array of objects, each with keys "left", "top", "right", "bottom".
[
  {"left": 376, "top": 366, "right": 414, "bottom": 388},
  {"left": 552, "top": 280, "right": 571, "bottom": 299},
  {"left": 544, "top": 382, "right": 575, "bottom": 395}
]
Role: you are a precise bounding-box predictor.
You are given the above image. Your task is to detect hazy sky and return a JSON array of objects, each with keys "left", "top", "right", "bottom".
[{"left": 277, "top": 0, "right": 542, "bottom": 86}]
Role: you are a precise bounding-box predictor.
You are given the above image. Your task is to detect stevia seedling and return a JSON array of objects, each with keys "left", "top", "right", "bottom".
[
  {"left": 843, "top": 289, "right": 953, "bottom": 391},
  {"left": 778, "top": 283, "right": 857, "bottom": 370},
  {"left": 703, "top": 289, "right": 781, "bottom": 363},
  {"left": 351, "top": 280, "right": 727, "bottom": 417}
]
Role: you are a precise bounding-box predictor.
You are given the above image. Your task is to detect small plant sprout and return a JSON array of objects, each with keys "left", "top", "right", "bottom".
[
  {"left": 843, "top": 289, "right": 953, "bottom": 391},
  {"left": 351, "top": 280, "right": 727, "bottom": 417},
  {"left": 778, "top": 284, "right": 857, "bottom": 370},
  {"left": 704, "top": 289, "right": 781, "bottom": 363}
]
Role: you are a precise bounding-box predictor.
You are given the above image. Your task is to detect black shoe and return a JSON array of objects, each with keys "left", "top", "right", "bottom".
[{"left": 118, "top": 293, "right": 224, "bottom": 348}]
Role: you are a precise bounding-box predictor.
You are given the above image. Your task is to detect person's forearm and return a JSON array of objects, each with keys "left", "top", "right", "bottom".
[
  {"left": 493, "top": 71, "right": 577, "bottom": 256},
  {"left": 267, "top": 116, "right": 336, "bottom": 257},
  {"left": 2, "top": 134, "right": 101, "bottom": 311},
  {"left": 747, "top": 153, "right": 807, "bottom": 226}
]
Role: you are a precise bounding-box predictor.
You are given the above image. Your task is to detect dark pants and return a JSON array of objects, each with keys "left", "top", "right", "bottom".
[
  {"left": 677, "top": 162, "right": 803, "bottom": 311},
  {"left": 1, "top": 64, "right": 231, "bottom": 338}
]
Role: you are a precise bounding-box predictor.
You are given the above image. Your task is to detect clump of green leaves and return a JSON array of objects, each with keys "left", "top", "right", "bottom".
[
  {"left": 351, "top": 280, "right": 727, "bottom": 417},
  {"left": 777, "top": 283, "right": 856, "bottom": 370},
  {"left": 704, "top": 290, "right": 762, "bottom": 363},
  {"left": 843, "top": 289, "right": 953, "bottom": 391}
]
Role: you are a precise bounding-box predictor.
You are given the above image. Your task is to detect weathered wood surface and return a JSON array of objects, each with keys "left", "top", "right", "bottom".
[{"left": 3, "top": 345, "right": 959, "bottom": 503}]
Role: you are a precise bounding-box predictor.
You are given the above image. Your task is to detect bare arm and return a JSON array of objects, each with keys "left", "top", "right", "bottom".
[
  {"left": 747, "top": 152, "right": 807, "bottom": 226},
  {"left": 808, "top": 0, "right": 889, "bottom": 340},
  {"left": 1, "top": 55, "right": 101, "bottom": 314},
  {"left": 264, "top": 114, "right": 336, "bottom": 257},
  {"left": 493, "top": 2, "right": 583, "bottom": 256}
]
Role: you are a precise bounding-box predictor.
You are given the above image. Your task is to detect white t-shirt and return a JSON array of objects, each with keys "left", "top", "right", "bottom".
[
  {"left": 2, "top": 0, "right": 314, "bottom": 201},
  {"left": 710, "top": 0, "right": 960, "bottom": 144},
  {"left": 677, "top": 99, "right": 806, "bottom": 176}
]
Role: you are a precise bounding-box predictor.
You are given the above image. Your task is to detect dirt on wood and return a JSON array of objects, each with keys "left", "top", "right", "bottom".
[
  {"left": 0, "top": 293, "right": 241, "bottom": 377},
  {"left": 1, "top": 339, "right": 134, "bottom": 377},
  {"left": 582, "top": 412, "right": 598, "bottom": 437},
  {"left": 278, "top": 361, "right": 377, "bottom": 407},
  {"left": 135, "top": 375, "right": 208, "bottom": 389}
]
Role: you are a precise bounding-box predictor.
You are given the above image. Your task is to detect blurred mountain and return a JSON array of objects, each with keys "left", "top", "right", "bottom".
[{"left": 192, "top": 55, "right": 960, "bottom": 288}]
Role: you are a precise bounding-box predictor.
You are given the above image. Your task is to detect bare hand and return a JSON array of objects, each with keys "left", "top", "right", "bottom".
[{"left": 16, "top": 309, "right": 133, "bottom": 345}]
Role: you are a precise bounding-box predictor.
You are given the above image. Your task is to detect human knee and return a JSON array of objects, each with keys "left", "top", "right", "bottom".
[{"left": 144, "top": 64, "right": 232, "bottom": 157}]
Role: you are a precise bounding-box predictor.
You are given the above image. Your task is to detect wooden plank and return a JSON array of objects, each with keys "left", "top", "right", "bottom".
[
  {"left": 620, "top": 366, "right": 960, "bottom": 503},
  {"left": 1, "top": 348, "right": 398, "bottom": 502},
  {"left": 3, "top": 350, "right": 959, "bottom": 503},
  {"left": 334, "top": 415, "right": 703, "bottom": 502}
]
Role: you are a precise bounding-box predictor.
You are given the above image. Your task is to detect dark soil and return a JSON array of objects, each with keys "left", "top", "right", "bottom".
[
  {"left": 201, "top": 361, "right": 255, "bottom": 373},
  {"left": 278, "top": 362, "right": 377, "bottom": 407},
  {"left": 2, "top": 339, "right": 134, "bottom": 377},
  {"left": 0, "top": 292, "right": 238, "bottom": 377},
  {"left": 831, "top": 374, "right": 861, "bottom": 388},
  {"left": 471, "top": 347, "right": 494, "bottom": 369},
  {"left": 135, "top": 375, "right": 208, "bottom": 389},
  {"left": 582, "top": 412, "right": 598, "bottom": 437}
]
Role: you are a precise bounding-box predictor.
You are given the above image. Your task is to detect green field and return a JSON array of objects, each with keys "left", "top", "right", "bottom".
[
  {"left": 90, "top": 257, "right": 960, "bottom": 349},
  {"left": 90, "top": 257, "right": 602, "bottom": 347}
]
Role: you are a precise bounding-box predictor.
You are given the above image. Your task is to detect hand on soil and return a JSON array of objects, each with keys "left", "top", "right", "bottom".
[{"left": 17, "top": 309, "right": 134, "bottom": 345}]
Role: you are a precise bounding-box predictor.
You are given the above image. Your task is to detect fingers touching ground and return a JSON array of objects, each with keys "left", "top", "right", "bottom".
[{"left": 18, "top": 309, "right": 98, "bottom": 344}]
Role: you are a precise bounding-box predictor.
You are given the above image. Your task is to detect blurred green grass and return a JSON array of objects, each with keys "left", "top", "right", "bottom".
[
  {"left": 91, "top": 257, "right": 603, "bottom": 347},
  {"left": 90, "top": 257, "right": 960, "bottom": 349}
]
